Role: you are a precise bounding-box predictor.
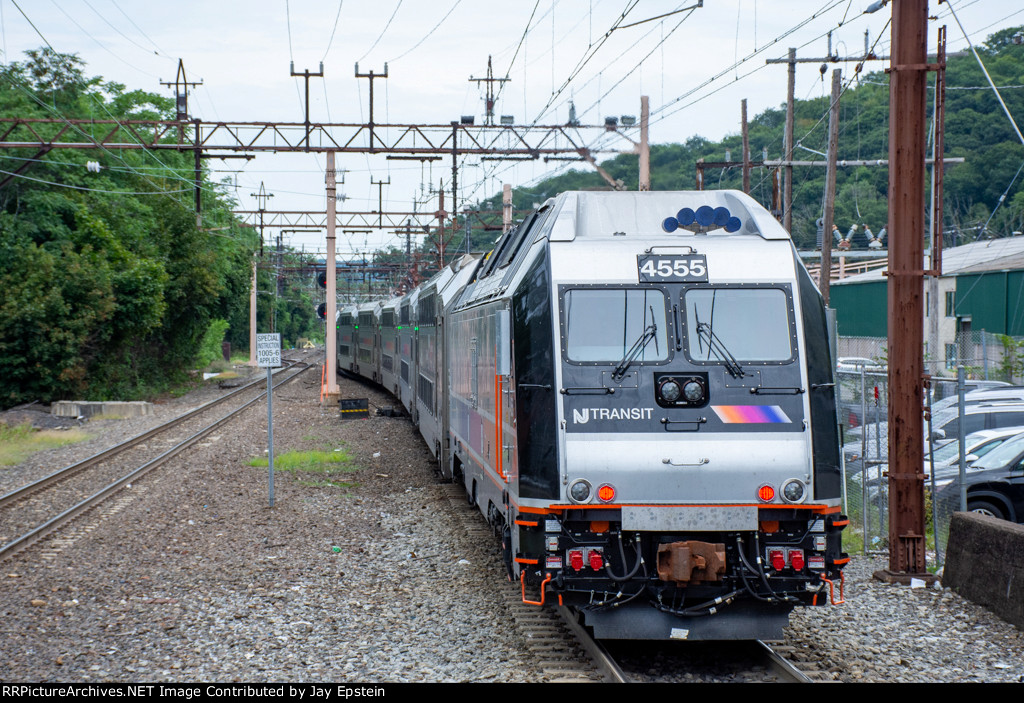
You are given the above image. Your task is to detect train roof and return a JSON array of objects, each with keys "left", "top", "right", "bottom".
[
  {"left": 453, "top": 190, "right": 794, "bottom": 309},
  {"left": 540, "top": 190, "right": 789, "bottom": 243}
]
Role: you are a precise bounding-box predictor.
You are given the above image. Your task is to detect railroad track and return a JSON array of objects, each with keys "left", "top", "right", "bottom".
[
  {"left": 435, "top": 484, "right": 827, "bottom": 683},
  {"left": 0, "top": 356, "right": 315, "bottom": 563},
  {"left": 436, "top": 483, "right": 624, "bottom": 682},
  {"left": 603, "top": 636, "right": 827, "bottom": 682}
]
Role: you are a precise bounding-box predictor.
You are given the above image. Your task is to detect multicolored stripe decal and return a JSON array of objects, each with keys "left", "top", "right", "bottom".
[{"left": 712, "top": 405, "right": 791, "bottom": 424}]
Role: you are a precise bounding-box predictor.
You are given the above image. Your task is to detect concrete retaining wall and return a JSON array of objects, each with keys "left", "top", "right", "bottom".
[
  {"left": 51, "top": 401, "right": 153, "bottom": 419},
  {"left": 944, "top": 512, "right": 1024, "bottom": 630}
]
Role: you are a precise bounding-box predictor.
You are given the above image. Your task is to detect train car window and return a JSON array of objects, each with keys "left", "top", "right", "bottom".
[
  {"left": 497, "top": 210, "right": 546, "bottom": 271},
  {"left": 417, "top": 294, "right": 437, "bottom": 325},
  {"left": 479, "top": 212, "right": 539, "bottom": 280},
  {"left": 684, "top": 288, "right": 793, "bottom": 362},
  {"left": 563, "top": 288, "right": 669, "bottom": 363}
]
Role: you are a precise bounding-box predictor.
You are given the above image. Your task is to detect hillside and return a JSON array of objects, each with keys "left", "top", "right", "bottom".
[{"left": 473, "top": 25, "right": 1024, "bottom": 252}]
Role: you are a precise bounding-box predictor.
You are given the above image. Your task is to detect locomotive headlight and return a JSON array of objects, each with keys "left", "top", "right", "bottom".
[
  {"left": 682, "top": 379, "right": 705, "bottom": 403},
  {"left": 656, "top": 375, "right": 707, "bottom": 407},
  {"left": 568, "top": 479, "right": 592, "bottom": 504},
  {"left": 781, "top": 479, "right": 806, "bottom": 504},
  {"left": 660, "top": 379, "right": 682, "bottom": 402}
]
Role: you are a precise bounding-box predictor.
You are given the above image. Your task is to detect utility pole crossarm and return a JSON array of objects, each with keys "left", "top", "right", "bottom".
[
  {"left": 0, "top": 119, "right": 640, "bottom": 157},
  {"left": 469, "top": 55, "right": 511, "bottom": 126},
  {"left": 159, "top": 59, "right": 203, "bottom": 122},
  {"left": 290, "top": 62, "right": 325, "bottom": 151},
  {"left": 232, "top": 210, "right": 436, "bottom": 230}
]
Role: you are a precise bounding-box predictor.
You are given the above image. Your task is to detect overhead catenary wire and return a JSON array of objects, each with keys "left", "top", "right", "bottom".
[
  {"left": 946, "top": 0, "right": 1024, "bottom": 147},
  {"left": 358, "top": 0, "right": 405, "bottom": 63},
  {"left": 43, "top": 0, "right": 162, "bottom": 80},
  {"left": 81, "top": 0, "right": 175, "bottom": 65},
  {"left": 321, "top": 0, "right": 345, "bottom": 63},
  {"left": 109, "top": 0, "right": 170, "bottom": 58},
  {"left": 527, "top": 0, "right": 642, "bottom": 125},
  {"left": 0, "top": 166, "right": 194, "bottom": 195},
  {"left": 387, "top": 0, "right": 463, "bottom": 64}
]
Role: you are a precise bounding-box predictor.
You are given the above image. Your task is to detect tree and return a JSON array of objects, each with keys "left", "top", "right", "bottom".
[{"left": 0, "top": 49, "right": 263, "bottom": 406}]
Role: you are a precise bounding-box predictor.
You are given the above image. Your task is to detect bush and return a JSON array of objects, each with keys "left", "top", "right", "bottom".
[{"left": 195, "top": 319, "right": 230, "bottom": 369}]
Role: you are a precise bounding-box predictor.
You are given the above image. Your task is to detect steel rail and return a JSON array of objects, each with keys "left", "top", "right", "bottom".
[
  {"left": 0, "top": 361, "right": 305, "bottom": 511},
  {"left": 556, "top": 606, "right": 629, "bottom": 683},
  {"left": 0, "top": 362, "right": 313, "bottom": 562},
  {"left": 757, "top": 640, "right": 814, "bottom": 683}
]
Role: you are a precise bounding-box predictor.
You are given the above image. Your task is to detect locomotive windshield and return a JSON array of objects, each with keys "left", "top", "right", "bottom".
[
  {"left": 564, "top": 288, "right": 669, "bottom": 363},
  {"left": 685, "top": 288, "right": 793, "bottom": 362}
]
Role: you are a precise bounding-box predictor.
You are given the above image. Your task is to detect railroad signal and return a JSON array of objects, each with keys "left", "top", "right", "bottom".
[
  {"left": 316, "top": 270, "right": 327, "bottom": 288},
  {"left": 316, "top": 303, "right": 327, "bottom": 320}
]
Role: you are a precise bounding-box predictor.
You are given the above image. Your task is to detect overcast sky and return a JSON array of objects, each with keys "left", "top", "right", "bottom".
[{"left": 3, "top": 0, "right": 1022, "bottom": 254}]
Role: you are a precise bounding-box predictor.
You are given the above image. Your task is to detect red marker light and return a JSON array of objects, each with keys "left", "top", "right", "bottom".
[
  {"left": 568, "top": 550, "right": 584, "bottom": 571},
  {"left": 789, "top": 549, "right": 805, "bottom": 571},
  {"left": 758, "top": 484, "right": 775, "bottom": 502},
  {"left": 597, "top": 484, "right": 616, "bottom": 502}
]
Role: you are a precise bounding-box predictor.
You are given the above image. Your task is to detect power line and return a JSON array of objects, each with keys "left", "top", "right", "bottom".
[
  {"left": 322, "top": 0, "right": 345, "bottom": 62},
  {"left": 387, "top": 0, "right": 463, "bottom": 64},
  {"left": 358, "top": 0, "right": 404, "bottom": 63},
  {"left": 109, "top": 0, "right": 170, "bottom": 58},
  {"left": 0, "top": 167, "right": 193, "bottom": 194}
]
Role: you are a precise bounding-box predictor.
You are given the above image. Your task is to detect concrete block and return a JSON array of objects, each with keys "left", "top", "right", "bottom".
[
  {"left": 944, "top": 511, "right": 1024, "bottom": 630},
  {"left": 51, "top": 401, "right": 153, "bottom": 419}
]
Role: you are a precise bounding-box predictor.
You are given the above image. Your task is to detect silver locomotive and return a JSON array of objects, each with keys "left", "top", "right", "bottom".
[{"left": 338, "top": 190, "right": 848, "bottom": 640}]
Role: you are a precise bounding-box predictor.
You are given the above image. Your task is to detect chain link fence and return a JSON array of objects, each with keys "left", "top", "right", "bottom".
[
  {"left": 934, "top": 329, "right": 1024, "bottom": 384},
  {"left": 833, "top": 333, "right": 1024, "bottom": 570}
]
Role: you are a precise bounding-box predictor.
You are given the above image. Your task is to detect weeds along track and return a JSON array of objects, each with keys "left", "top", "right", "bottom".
[{"left": 0, "top": 356, "right": 315, "bottom": 562}]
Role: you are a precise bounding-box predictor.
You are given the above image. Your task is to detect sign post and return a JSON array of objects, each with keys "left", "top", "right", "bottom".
[{"left": 256, "top": 333, "right": 282, "bottom": 507}]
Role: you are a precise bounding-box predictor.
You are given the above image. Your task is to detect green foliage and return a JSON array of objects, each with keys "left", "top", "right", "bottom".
[
  {"left": 196, "top": 319, "right": 231, "bottom": 369},
  {"left": 0, "top": 49, "right": 270, "bottom": 406},
  {"left": 996, "top": 335, "right": 1024, "bottom": 383},
  {"left": 465, "top": 25, "right": 1024, "bottom": 254}
]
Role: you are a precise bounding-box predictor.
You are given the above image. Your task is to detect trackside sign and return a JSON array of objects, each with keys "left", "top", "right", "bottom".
[{"left": 256, "top": 333, "right": 282, "bottom": 368}]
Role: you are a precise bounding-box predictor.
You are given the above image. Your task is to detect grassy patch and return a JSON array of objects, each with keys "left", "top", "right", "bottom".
[
  {"left": 0, "top": 423, "right": 92, "bottom": 466},
  {"left": 203, "top": 358, "right": 236, "bottom": 374},
  {"left": 247, "top": 447, "right": 359, "bottom": 492},
  {"left": 202, "top": 369, "right": 240, "bottom": 382}
]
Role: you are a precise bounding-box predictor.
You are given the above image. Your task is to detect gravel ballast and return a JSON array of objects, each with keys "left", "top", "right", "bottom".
[{"left": 1, "top": 362, "right": 1022, "bottom": 683}]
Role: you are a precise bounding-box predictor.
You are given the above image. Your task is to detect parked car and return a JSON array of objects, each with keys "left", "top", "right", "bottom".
[
  {"left": 924, "top": 427, "right": 1024, "bottom": 500},
  {"left": 929, "top": 401, "right": 1024, "bottom": 442},
  {"left": 930, "top": 385, "right": 1024, "bottom": 414},
  {"left": 848, "top": 427, "right": 1024, "bottom": 513},
  {"left": 935, "top": 432, "right": 1024, "bottom": 522},
  {"left": 842, "top": 421, "right": 888, "bottom": 477},
  {"left": 930, "top": 379, "right": 1010, "bottom": 405},
  {"left": 844, "top": 418, "right": 1024, "bottom": 472},
  {"left": 836, "top": 357, "right": 886, "bottom": 374}
]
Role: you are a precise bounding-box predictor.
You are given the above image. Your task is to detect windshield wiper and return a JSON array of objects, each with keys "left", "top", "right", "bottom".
[
  {"left": 612, "top": 320, "right": 658, "bottom": 381},
  {"left": 696, "top": 321, "right": 745, "bottom": 379}
]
